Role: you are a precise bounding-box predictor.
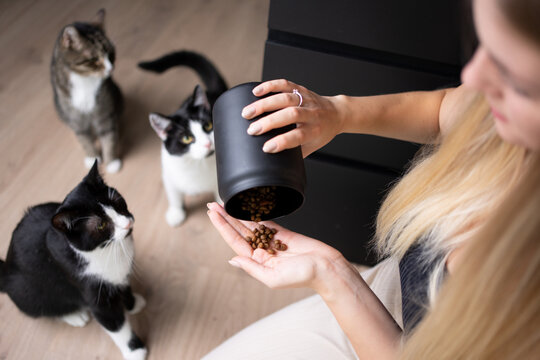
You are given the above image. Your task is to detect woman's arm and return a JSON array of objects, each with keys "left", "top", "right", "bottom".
[
  {"left": 317, "top": 256, "right": 402, "bottom": 360},
  {"left": 242, "top": 79, "right": 457, "bottom": 156},
  {"left": 207, "top": 202, "right": 402, "bottom": 359},
  {"left": 336, "top": 89, "right": 448, "bottom": 143}
]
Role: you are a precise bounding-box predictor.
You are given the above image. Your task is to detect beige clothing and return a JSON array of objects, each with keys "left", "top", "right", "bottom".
[{"left": 202, "top": 258, "right": 402, "bottom": 360}]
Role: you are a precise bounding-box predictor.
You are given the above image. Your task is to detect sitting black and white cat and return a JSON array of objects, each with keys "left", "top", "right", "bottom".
[
  {"left": 138, "top": 50, "right": 227, "bottom": 226},
  {"left": 0, "top": 162, "right": 146, "bottom": 360}
]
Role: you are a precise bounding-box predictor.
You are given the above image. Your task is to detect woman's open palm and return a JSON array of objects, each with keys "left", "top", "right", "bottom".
[{"left": 207, "top": 202, "right": 343, "bottom": 290}]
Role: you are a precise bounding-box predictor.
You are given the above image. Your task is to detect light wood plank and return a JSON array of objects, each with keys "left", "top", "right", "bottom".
[{"left": 0, "top": 1, "right": 317, "bottom": 359}]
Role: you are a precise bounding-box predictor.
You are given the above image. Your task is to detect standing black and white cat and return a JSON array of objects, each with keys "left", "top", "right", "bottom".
[
  {"left": 0, "top": 162, "right": 146, "bottom": 360},
  {"left": 138, "top": 50, "right": 227, "bottom": 226},
  {"left": 51, "top": 9, "right": 124, "bottom": 173}
]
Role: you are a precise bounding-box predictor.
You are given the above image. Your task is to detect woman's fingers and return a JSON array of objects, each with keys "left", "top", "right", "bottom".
[
  {"left": 207, "top": 202, "right": 254, "bottom": 236},
  {"left": 262, "top": 126, "right": 307, "bottom": 153},
  {"left": 243, "top": 91, "right": 303, "bottom": 121},
  {"left": 207, "top": 203, "right": 254, "bottom": 257},
  {"left": 247, "top": 105, "right": 302, "bottom": 135},
  {"left": 252, "top": 79, "right": 299, "bottom": 97}
]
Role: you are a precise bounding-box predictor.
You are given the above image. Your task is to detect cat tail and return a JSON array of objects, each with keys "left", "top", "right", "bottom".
[
  {"left": 0, "top": 259, "right": 5, "bottom": 292},
  {"left": 138, "top": 50, "right": 228, "bottom": 105}
]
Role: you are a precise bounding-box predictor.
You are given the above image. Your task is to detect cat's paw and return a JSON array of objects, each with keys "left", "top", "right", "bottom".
[
  {"left": 61, "top": 310, "right": 91, "bottom": 327},
  {"left": 84, "top": 157, "right": 101, "bottom": 169},
  {"left": 106, "top": 159, "right": 122, "bottom": 173},
  {"left": 166, "top": 207, "right": 186, "bottom": 227},
  {"left": 124, "top": 347, "right": 147, "bottom": 360},
  {"left": 128, "top": 293, "right": 146, "bottom": 315}
]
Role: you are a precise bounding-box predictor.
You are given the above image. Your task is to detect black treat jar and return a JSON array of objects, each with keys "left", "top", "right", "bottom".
[{"left": 213, "top": 82, "right": 306, "bottom": 221}]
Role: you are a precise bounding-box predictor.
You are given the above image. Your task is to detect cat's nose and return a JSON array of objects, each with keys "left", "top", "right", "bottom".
[
  {"left": 123, "top": 219, "right": 133, "bottom": 230},
  {"left": 204, "top": 142, "right": 212, "bottom": 149}
]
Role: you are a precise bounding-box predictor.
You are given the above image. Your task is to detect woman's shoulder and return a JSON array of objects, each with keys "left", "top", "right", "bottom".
[{"left": 439, "top": 85, "right": 483, "bottom": 138}]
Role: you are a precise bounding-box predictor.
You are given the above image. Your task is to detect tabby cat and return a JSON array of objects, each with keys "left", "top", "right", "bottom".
[
  {"left": 51, "top": 9, "right": 124, "bottom": 173},
  {"left": 0, "top": 162, "right": 146, "bottom": 360},
  {"left": 138, "top": 50, "right": 227, "bottom": 226}
]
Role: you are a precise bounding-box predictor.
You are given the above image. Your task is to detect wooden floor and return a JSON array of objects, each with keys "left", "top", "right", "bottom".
[{"left": 0, "top": 0, "right": 316, "bottom": 359}]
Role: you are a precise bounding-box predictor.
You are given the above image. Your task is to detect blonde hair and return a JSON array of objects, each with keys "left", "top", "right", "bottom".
[
  {"left": 374, "top": 92, "right": 529, "bottom": 301},
  {"left": 399, "top": 154, "right": 540, "bottom": 359}
]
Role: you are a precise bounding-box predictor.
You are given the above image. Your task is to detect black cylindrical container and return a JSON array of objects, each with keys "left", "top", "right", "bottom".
[{"left": 213, "top": 82, "right": 306, "bottom": 221}]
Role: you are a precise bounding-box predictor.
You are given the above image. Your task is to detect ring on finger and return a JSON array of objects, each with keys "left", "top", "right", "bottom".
[{"left": 292, "top": 89, "right": 303, "bottom": 107}]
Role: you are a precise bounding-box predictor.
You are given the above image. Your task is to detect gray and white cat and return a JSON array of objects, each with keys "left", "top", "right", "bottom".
[
  {"left": 51, "top": 9, "right": 123, "bottom": 173},
  {"left": 138, "top": 51, "right": 227, "bottom": 226}
]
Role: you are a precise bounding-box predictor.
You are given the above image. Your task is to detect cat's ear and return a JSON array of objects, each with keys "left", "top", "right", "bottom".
[
  {"left": 61, "top": 26, "right": 83, "bottom": 51},
  {"left": 52, "top": 210, "right": 74, "bottom": 233},
  {"left": 91, "top": 8, "right": 106, "bottom": 30},
  {"left": 84, "top": 160, "right": 105, "bottom": 186},
  {"left": 149, "top": 113, "right": 172, "bottom": 141},
  {"left": 192, "top": 85, "right": 210, "bottom": 110}
]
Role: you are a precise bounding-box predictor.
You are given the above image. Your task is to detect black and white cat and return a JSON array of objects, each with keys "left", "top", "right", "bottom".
[
  {"left": 51, "top": 9, "right": 124, "bottom": 173},
  {"left": 138, "top": 50, "right": 228, "bottom": 226},
  {"left": 0, "top": 162, "right": 146, "bottom": 360}
]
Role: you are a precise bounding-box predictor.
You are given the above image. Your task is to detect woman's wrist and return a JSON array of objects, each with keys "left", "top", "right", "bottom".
[
  {"left": 327, "top": 94, "right": 351, "bottom": 136},
  {"left": 312, "top": 252, "right": 366, "bottom": 302}
]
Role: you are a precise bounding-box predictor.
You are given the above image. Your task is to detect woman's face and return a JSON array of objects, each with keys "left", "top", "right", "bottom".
[{"left": 462, "top": 0, "right": 540, "bottom": 151}]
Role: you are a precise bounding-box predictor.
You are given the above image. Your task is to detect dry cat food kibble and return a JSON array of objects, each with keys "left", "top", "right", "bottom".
[
  {"left": 238, "top": 186, "right": 277, "bottom": 221},
  {"left": 244, "top": 224, "right": 287, "bottom": 254}
]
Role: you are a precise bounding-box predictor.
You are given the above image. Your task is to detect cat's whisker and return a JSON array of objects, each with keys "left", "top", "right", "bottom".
[{"left": 119, "top": 237, "right": 141, "bottom": 281}]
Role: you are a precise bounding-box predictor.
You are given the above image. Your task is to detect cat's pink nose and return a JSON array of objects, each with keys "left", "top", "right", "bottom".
[
  {"left": 204, "top": 142, "right": 212, "bottom": 149},
  {"left": 124, "top": 220, "right": 133, "bottom": 229}
]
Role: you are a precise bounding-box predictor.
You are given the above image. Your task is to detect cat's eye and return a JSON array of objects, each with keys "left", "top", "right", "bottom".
[
  {"left": 181, "top": 135, "right": 194, "bottom": 144},
  {"left": 82, "top": 57, "right": 100, "bottom": 66},
  {"left": 203, "top": 122, "right": 213, "bottom": 132},
  {"left": 97, "top": 220, "right": 108, "bottom": 231}
]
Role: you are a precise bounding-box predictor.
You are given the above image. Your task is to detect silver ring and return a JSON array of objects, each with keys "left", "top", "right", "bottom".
[{"left": 293, "top": 89, "right": 303, "bottom": 107}]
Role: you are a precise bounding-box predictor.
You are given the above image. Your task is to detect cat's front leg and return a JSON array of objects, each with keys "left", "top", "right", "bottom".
[
  {"left": 92, "top": 307, "right": 147, "bottom": 360},
  {"left": 60, "top": 309, "right": 91, "bottom": 327},
  {"left": 100, "top": 130, "right": 122, "bottom": 173},
  {"left": 162, "top": 175, "right": 186, "bottom": 227},
  {"left": 121, "top": 286, "right": 146, "bottom": 315},
  {"left": 76, "top": 132, "right": 101, "bottom": 168}
]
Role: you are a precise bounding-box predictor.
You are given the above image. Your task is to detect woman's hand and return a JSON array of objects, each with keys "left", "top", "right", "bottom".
[
  {"left": 242, "top": 79, "right": 348, "bottom": 158},
  {"left": 207, "top": 202, "right": 403, "bottom": 358},
  {"left": 206, "top": 202, "right": 350, "bottom": 294}
]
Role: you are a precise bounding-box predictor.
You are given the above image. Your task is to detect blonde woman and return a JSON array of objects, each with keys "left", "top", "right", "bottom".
[
  {"left": 399, "top": 154, "right": 540, "bottom": 359},
  {"left": 205, "top": 0, "right": 540, "bottom": 358}
]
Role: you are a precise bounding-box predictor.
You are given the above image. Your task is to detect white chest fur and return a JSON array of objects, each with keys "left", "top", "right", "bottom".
[
  {"left": 73, "top": 235, "right": 134, "bottom": 286},
  {"left": 161, "top": 145, "right": 218, "bottom": 195},
  {"left": 69, "top": 72, "right": 104, "bottom": 113}
]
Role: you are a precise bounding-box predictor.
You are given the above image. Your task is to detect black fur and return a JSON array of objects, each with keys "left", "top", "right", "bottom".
[
  {"left": 0, "top": 259, "right": 5, "bottom": 292},
  {"left": 140, "top": 50, "right": 228, "bottom": 157},
  {"left": 0, "top": 161, "right": 144, "bottom": 354},
  {"left": 138, "top": 50, "right": 227, "bottom": 106}
]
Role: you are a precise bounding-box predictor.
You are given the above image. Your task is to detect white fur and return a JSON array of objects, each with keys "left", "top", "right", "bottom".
[
  {"left": 161, "top": 120, "right": 220, "bottom": 227},
  {"left": 85, "top": 156, "right": 101, "bottom": 168},
  {"left": 105, "top": 319, "right": 147, "bottom": 360},
  {"left": 69, "top": 72, "right": 103, "bottom": 113},
  {"left": 69, "top": 57, "right": 113, "bottom": 113},
  {"left": 61, "top": 309, "right": 90, "bottom": 327},
  {"left": 106, "top": 159, "right": 122, "bottom": 173},
  {"left": 103, "top": 58, "right": 113, "bottom": 77},
  {"left": 128, "top": 293, "right": 146, "bottom": 315},
  {"left": 72, "top": 206, "right": 134, "bottom": 285}
]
